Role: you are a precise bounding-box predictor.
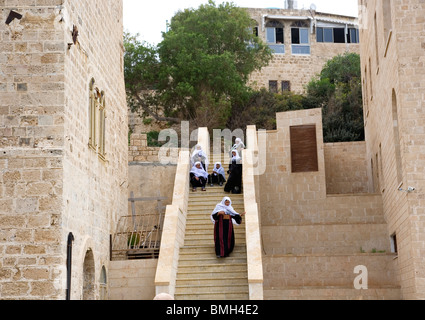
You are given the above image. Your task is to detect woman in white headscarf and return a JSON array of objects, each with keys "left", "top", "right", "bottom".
[
  {"left": 224, "top": 150, "right": 242, "bottom": 194},
  {"left": 190, "top": 161, "right": 208, "bottom": 192},
  {"left": 230, "top": 138, "right": 245, "bottom": 158},
  {"left": 211, "top": 197, "right": 245, "bottom": 258},
  {"left": 191, "top": 144, "right": 209, "bottom": 171},
  {"left": 208, "top": 162, "right": 226, "bottom": 187}
]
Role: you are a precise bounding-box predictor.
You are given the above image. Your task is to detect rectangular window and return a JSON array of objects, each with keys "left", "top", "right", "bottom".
[
  {"left": 324, "top": 28, "right": 333, "bottom": 42},
  {"left": 291, "top": 28, "right": 309, "bottom": 44},
  {"left": 267, "top": 27, "right": 285, "bottom": 54},
  {"left": 316, "top": 27, "right": 324, "bottom": 42},
  {"left": 390, "top": 233, "right": 398, "bottom": 254},
  {"left": 281, "top": 81, "right": 291, "bottom": 92},
  {"left": 333, "top": 28, "right": 345, "bottom": 43},
  {"left": 348, "top": 28, "right": 359, "bottom": 43},
  {"left": 317, "top": 27, "right": 359, "bottom": 44},
  {"left": 266, "top": 27, "right": 275, "bottom": 43},
  {"left": 266, "top": 27, "right": 284, "bottom": 44},
  {"left": 89, "top": 78, "right": 106, "bottom": 161},
  {"left": 89, "top": 82, "right": 97, "bottom": 151},
  {"left": 291, "top": 28, "right": 310, "bottom": 55},
  {"left": 290, "top": 125, "right": 318, "bottom": 173},
  {"left": 269, "top": 80, "right": 278, "bottom": 93},
  {"left": 98, "top": 103, "right": 106, "bottom": 160}
]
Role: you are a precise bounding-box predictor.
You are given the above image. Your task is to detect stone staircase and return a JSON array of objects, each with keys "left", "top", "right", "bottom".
[{"left": 174, "top": 186, "right": 250, "bottom": 300}]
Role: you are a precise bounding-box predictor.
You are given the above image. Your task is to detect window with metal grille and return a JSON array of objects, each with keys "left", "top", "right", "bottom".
[
  {"left": 269, "top": 80, "right": 278, "bottom": 93},
  {"left": 281, "top": 81, "right": 291, "bottom": 92}
]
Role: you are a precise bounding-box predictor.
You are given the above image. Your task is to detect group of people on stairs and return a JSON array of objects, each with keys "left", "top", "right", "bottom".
[
  {"left": 189, "top": 138, "right": 245, "bottom": 193},
  {"left": 189, "top": 139, "right": 247, "bottom": 258}
]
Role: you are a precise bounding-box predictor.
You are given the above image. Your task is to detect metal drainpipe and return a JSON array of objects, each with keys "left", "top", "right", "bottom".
[{"left": 66, "top": 232, "right": 74, "bottom": 300}]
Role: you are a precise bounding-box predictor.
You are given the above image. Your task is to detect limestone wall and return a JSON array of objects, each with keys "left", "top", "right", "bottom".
[
  {"left": 324, "top": 142, "right": 370, "bottom": 194},
  {"left": 109, "top": 260, "right": 158, "bottom": 300},
  {"left": 359, "top": 0, "right": 425, "bottom": 299},
  {"left": 257, "top": 109, "right": 400, "bottom": 299},
  {"left": 0, "top": 0, "right": 128, "bottom": 300}
]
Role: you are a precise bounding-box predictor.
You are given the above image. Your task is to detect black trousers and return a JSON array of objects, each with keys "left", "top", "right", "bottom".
[
  {"left": 208, "top": 173, "right": 225, "bottom": 185},
  {"left": 190, "top": 174, "right": 207, "bottom": 188}
]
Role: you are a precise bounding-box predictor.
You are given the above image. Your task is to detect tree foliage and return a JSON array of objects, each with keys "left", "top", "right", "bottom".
[
  {"left": 124, "top": 0, "right": 272, "bottom": 128},
  {"left": 229, "top": 53, "right": 364, "bottom": 143},
  {"left": 305, "top": 52, "right": 364, "bottom": 142}
]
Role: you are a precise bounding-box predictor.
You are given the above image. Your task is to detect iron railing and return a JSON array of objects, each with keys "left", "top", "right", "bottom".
[{"left": 111, "top": 193, "right": 166, "bottom": 260}]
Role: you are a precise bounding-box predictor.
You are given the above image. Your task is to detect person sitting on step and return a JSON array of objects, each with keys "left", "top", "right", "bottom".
[
  {"left": 208, "top": 162, "right": 226, "bottom": 187},
  {"left": 190, "top": 161, "right": 208, "bottom": 192}
]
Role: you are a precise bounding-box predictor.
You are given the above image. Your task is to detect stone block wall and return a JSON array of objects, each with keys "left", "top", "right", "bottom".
[
  {"left": 109, "top": 260, "right": 158, "bottom": 300},
  {"left": 0, "top": 0, "right": 128, "bottom": 300},
  {"left": 359, "top": 0, "right": 425, "bottom": 299},
  {"left": 324, "top": 142, "right": 370, "bottom": 194},
  {"left": 257, "top": 109, "right": 400, "bottom": 299}
]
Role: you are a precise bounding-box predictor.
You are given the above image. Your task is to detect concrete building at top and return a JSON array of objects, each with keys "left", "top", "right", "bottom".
[{"left": 246, "top": 3, "right": 360, "bottom": 93}]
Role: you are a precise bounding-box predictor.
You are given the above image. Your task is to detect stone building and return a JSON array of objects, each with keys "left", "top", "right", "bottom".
[
  {"left": 2, "top": 0, "right": 425, "bottom": 301},
  {"left": 0, "top": 0, "right": 128, "bottom": 300},
  {"left": 358, "top": 0, "right": 425, "bottom": 299},
  {"left": 246, "top": 6, "right": 360, "bottom": 93}
]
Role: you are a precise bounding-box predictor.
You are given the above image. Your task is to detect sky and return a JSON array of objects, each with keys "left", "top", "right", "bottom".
[{"left": 123, "top": 0, "right": 359, "bottom": 45}]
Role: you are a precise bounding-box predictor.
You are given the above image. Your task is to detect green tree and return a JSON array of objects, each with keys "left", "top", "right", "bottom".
[
  {"left": 124, "top": 1, "right": 272, "bottom": 127},
  {"left": 124, "top": 32, "right": 178, "bottom": 122},
  {"left": 305, "top": 52, "right": 364, "bottom": 142}
]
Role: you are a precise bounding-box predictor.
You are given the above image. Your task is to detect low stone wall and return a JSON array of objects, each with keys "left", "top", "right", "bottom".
[{"left": 109, "top": 260, "right": 158, "bottom": 300}]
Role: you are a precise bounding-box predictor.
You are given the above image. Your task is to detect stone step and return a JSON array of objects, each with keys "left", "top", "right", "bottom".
[
  {"left": 174, "top": 187, "right": 248, "bottom": 301},
  {"left": 188, "top": 198, "right": 244, "bottom": 204},
  {"left": 177, "top": 263, "right": 248, "bottom": 277},
  {"left": 176, "top": 276, "right": 249, "bottom": 287},
  {"left": 178, "top": 255, "right": 247, "bottom": 266},
  {"left": 185, "top": 225, "right": 246, "bottom": 234},
  {"left": 174, "top": 292, "right": 250, "bottom": 300},
  {"left": 185, "top": 221, "right": 245, "bottom": 228},
  {"left": 179, "top": 245, "right": 247, "bottom": 256},
  {"left": 187, "top": 206, "right": 245, "bottom": 212},
  {"left": 175, "top": 284, "right": 249, "bottom": 295},
  {"left": 184, "top": 235, "right": 246, "bottom": 244}
]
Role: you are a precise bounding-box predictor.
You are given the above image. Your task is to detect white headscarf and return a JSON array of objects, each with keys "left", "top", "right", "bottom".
[
  {"left": 231, "top": 149, "right": 242, "bottom": 163},
  {"left": 191, "top": 144, "right": 209, "bottom": 170},
  {"left": 211, "top": 197, "right": 241, "bottom": 225},
  {"left": 233, "top": 138, "right": 245, "bottom": 149},
  {"left": 191, "top": 145, "right": 207, "bottom": 161},
  {"left": 190, "top": 161, "right": 209, "bottom": 179},
  {"left": 213, "top": 162, "right": 226, "bottom": 178}
]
